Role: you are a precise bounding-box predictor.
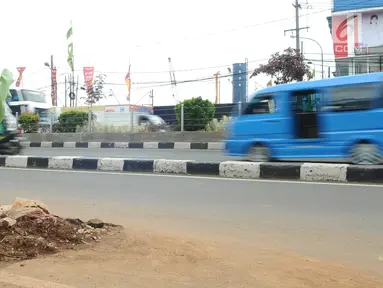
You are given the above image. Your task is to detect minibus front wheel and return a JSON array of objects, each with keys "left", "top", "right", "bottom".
[
  {"left": 350, "top": 142, "right": 381, "bottom": 165},
  {"left": 247, "top": 143, "right": 270, "bottom": 162}
]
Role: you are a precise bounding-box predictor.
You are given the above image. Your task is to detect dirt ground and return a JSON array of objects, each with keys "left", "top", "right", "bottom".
[{"left": 1, "top": 227, "right": 382, "bottom": 288}]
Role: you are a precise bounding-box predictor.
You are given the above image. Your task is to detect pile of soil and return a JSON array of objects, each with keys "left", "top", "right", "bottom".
[{"left": 0, "top": 198, "right": 122, "bottom": 262}]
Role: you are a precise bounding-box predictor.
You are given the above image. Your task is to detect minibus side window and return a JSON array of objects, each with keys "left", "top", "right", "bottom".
[
  {"left": 328, "top": 84, "right": 378, "bottom": 112},
  {"left": 243, "top": 95, "right": 275, "bottom": 115},
  {"left": 374, "top": 84, "right": 383, "bottom": 108},
  {"left": 292, "top": 90, "right": 322, "bottom": 113}
]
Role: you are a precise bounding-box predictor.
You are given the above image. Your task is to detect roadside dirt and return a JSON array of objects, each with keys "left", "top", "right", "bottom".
[
  {"left": 0, "top": 198, "right": 121, "bottom": 262},
  {"left": 0, "top": 198, "right": 382, "bottom": 287},
  {"left": 1, "top": 227, "right": 382, "bottom": 288}
]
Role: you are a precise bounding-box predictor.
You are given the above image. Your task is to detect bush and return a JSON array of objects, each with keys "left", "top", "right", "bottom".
[
  {"left": 18, "top": 113, "right": 40, "bottom": 133},
  {"left": 174, "top": 97, "right": 215, "bottom": 131},
  {"left": 56, "top": 111, "right": 88, "bottom": 133},
  {"left": 205, "top": 115, "right": 231, "bottom": 132}
]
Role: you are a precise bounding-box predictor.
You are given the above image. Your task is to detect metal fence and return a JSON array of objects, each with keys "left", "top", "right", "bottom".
[
  {"left": 335, "top": 54, "right": 383, "bottom": 77},
  {"left": 15, "top": 103, "right": 238, "bottom": 134}
]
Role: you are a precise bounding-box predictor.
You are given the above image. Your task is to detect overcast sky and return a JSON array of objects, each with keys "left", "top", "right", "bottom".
[{"left": 2, "top": 0, "right": 334, "bottom": 107}]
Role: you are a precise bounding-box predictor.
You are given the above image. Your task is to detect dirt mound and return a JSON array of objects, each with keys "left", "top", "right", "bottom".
[{"left": 0, "top": 198, "right": 122, "bottom": 262}]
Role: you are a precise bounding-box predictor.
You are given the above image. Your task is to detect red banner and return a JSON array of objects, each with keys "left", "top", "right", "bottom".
[
  {"left": 125, "top": 64, "right": 131, "bottom": 101},
  {"left": 51, "top": 68, "right": 57, "bottom": 106},
  {"left": 333, "top": 15, "right": 348, "bottom": 58},
  {"left": 83, "top": 67, "right": 94, "bottom": 89},
  {"left": 16, "top": 67, "right": 26, "bottom": 87}
]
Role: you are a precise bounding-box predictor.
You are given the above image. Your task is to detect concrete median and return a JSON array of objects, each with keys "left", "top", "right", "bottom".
[
  {"left": 0, "top": 155, "right": 381, "bottom": 184},
  {"left": 21, "top": 141, "right": 224, "bottom": 150}
]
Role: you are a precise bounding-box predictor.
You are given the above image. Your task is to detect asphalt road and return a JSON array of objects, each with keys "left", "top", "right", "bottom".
[
  {"left": 1, "top": 167, "right": 382, "bottom": 275},
  {"left": 21, "top": 147, "right": 234, "bottom": 161}
]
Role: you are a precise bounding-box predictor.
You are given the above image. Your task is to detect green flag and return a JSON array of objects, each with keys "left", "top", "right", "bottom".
[
  {"left": 66, "top": 26, "right": 73, "bottom": 39},
  {"left": 67, "top": 43, "right": 74, "bottom": 71},
  {"left": 67, "top": 21, "right": 74, "bottom": 71}
]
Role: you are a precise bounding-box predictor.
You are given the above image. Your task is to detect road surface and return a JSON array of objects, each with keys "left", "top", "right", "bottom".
[{"left": 0, "top": 167, "right": 382, "bottom": 277}]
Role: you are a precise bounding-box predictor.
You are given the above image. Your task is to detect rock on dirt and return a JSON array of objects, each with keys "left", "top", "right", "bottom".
[
  {"left": 0, "top": 217, "right": 16, "bottom": 228},
  {"left": 87, "top": 218, "right": 105, "bottom": 229},
  {"left": 0, "top": 198, "right": 122, "bottom": 262}
]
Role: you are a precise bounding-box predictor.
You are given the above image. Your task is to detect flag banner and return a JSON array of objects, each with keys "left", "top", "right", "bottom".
[
  {"left": 51, "top": 68, "right": 57, "bottom": 105},
  {"left": 67, "top": 26, "right": 73, "bottom": 39},
  {"left": 15, "top": 67, "right": 26, "bottom": 87},
  {"left": 125, "top": 64, "right": 131, "bottom": 100},
  {"left": 67, "top": 22, "right": 74, "bottom": 71},
  {"left": 67, "top": 43, "right": 73, "bottom": 71},
  {"left": 83, "top": 67, "right": 95, "bottom": 88}
]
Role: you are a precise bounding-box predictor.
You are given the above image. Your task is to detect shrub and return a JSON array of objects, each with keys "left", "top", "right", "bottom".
[
  {"left": 174, "top": 97, "right": 215, "bottom": 131},
  {"left": 205, "top": 115, "right": 231, "bottom": 132},
  {"left": 56, "top": 111, "right": 88, "bottom": 133},
  {"left": 18, "top": 113, "right": 40, "bottom": 133}
]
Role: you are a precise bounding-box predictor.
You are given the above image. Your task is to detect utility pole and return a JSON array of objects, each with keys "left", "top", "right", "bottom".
[
  {"left": 214, "top": 71, "right": 220, "bottom": 104},
  {"left": 149, "top": 89, "right": 154, "bottom": 107},
  {"left": 284, "top": 0, "right": 309, "bottom": 53},
  {"left": 64, "top": 75, "right": 67, "bottom": 107},
  {"left": 168, "top": 57, "right": 177, "bottom": 101},
  {"left": 45, "top": 55, "right": 57, "bottom": 106}
]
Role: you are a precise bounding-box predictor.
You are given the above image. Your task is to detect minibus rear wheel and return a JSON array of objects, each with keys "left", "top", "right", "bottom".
[
  {"left": 350, "top": 142, "right": 381, "bottom": 165},
  {"left": 247, "top": 144, "right": 270, "bottom": 162}
]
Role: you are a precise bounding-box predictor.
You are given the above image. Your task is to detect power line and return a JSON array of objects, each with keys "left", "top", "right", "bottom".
[
  {"left": 55, "top": 58, "right": 270, "bottom": 75},
  {"left": 54, "top": 52, "right": 336, "bottom": 76}
]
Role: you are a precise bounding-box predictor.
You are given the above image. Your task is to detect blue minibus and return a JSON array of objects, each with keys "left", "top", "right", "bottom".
[{"left": 225, "top": 72, "right": 383, "bottom": 165}]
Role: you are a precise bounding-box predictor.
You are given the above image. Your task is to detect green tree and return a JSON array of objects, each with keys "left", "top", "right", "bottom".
[
  {"left": 18, "top": 113, "right": 40, "bottom": 133},
  {"left": 82, "top": 74, "right": 109, "bottom": 105},
  {"left": 250, "top": 47, "right": 313, "bottom": 84},
  {"left": 56, "top": 111, "right": 88, "bottom": 133},
  {"left": 174, "top": 97, "right": 215, "bottom": 131}
]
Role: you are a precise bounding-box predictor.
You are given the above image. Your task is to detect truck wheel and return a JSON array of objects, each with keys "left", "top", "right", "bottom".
[
  {"left": 247, "top": 144, "right": 270, "bottom": 162},
  {"left": 351, "top": 143, "right": 381, "bottom": 165}
]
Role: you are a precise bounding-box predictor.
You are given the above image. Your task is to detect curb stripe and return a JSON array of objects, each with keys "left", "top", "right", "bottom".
[
  {"left": 30, "top": 141, "right": 41, "bottom": 147},
  {"left": 158, "top": 142, "right": 175, "bottom": 149},
  {"left": 52, "top": 141, "right": 64, "bottom": 147},
  {"left": 22, "top": 141, "right": 224, "bottom": 150},
  {"left": 260, "top": 163, "right": 302, "bottom": 180},
  {"left": 1, "top": 155, "right": 383, "bottom": 184},
  {"left": 27, "top": 157, "right": 49, "bottom": 168},
  {"left": 187, "top": 161, "right": 220, "bottom": 175},
  {"left": 72, "top": 158, "right": 98, "bottom": 170},
  {"left": 101, "top": 142, "right": 115, "bottom": 148},
  {"left": 128, "top": 142, "right": 144, "bottom": 149},
  {"left": 123, "top": 159, "right": 154, "bottom": 172},
  {"left": 75, "top": 142, "right": 88, "bottom": 148}
]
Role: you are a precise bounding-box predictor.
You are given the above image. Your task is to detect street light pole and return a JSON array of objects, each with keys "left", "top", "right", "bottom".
[
  {"left": 44, "top": 55, "right": 58, "bottom": 106},
  {"left": 291, "top": 35, "right": 324, "bottom": 79}
]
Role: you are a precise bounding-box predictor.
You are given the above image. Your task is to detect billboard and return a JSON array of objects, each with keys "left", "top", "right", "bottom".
[
  {"left": 361, "top": 11, "right": 383, "bottom": 48},
  {"left": 333, "top": 0, "right": 382, "bottom": 12},
  {"left": 232, "top": 63, "right": 247, "bottom": 104},
  {"left": 332, "top": 10, "right": 383, "bottom": 58}
]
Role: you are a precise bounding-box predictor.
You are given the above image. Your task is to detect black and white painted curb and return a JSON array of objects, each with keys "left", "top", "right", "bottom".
[
  {"left": 0, "top": 156, "right": 382, "bottom": 183},
  {"left": 21, "top": 141, "right": 224, "bottom": 150}
]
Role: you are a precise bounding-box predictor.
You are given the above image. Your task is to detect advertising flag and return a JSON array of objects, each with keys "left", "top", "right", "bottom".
[
  {"left": 125, "top": 64, "right": 131, "bottom": 100},
  {"left": 51, "top": 68, "right": 57, "bottom": 105},
  {"left": 83, "top": 67, "right": 95, "bottom": 89},
  {"left": 67, "top": 21, "right": 74, "bottom": 71},
  {"left": 15, "top": 67, "right": 25, "bottom": 87}
]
